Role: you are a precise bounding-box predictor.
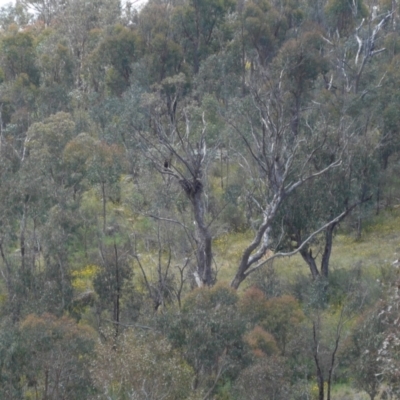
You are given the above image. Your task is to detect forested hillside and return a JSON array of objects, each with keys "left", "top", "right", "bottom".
[{"left": 1, "top": 0, "right": 400, "bottom": 398}]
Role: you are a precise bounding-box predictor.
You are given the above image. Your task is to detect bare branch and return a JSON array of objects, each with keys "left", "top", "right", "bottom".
[
  {"left": 243, "top": 207, "right": 351, "bottom": 276},
  {"left": 146, "top": 213, "right": 189, "bottom": 230},
  {"left": 285, "top": 159, "right": 342, "bottom": 195}
]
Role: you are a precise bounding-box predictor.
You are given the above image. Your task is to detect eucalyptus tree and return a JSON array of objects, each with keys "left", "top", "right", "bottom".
[
  {"left": 0, "top": 319, "right": 25, "bottom": 398},
  {"left": 0, "top": 25, "right": 40, "bottom": 154},
  {"left": 271, "top": 90, "right": 379, "bottom": 279},
  {"left": 0, "top": 2, "right": 31, "bottom": 29},
  {"left": 0, "top": 141, "right": 21, "bottom": 320},
  {"left": 125, "top": 74, "right": 223, "bottom": 287},
  {"left": 241, "top": 0, "right": 303, "bottom": 67},
  {"left": 92, "top": 331, "right": 197, "bottom": 400},
  {"left": 87, "top": 23, "right": 140, "bottom": 96},
  {"left": 314, "top": 3, "right": 396, "bottom": 232},
  {"left": 345, "top": 306, "right": 385, "bottom": 400},
  {"left": 0, "top": 92, "right": 49, "bottom": 320},
  {"left": 324, "top": 0, "right": 368, "bottom": 37},
  {"left": 20, "top": 313, "right": 95, "bottom": 399},
  {"left": 282, "top": 269, "right": 363, "bottom": 400},
  {"left": 47, "top": 0, "right": 121, "bottom": 88},
  {"left": 35, "top": 30, "right": 75, "bottom": 117},
  {"left": 133, "top": 219, "right": 189, "bottom": 311},
  {"left": 93, "top": 229, "right": 134, "bottom": 337},
  {"left": 138, "top": 0, "right": 184, "bottom": 83},
  {"left": 159, "top": 284, "right": 249, "bottom": 393},
  {"left": 321, "top": 2, "right": 392, "bottom": 95},
  {"left": 228, "top": 40, "right": 346, "bottom": 289},
  {"left": 20, "top": 112, "right": 77, "bottom": 314},
  {"left": 226, "top": 1, "right": 397, "bottom": 286},
  {"left": 172, "top": 0, "right": 235, "bottom": 73},
  {"left": 0, "top": 112, "right": 79, "bottom": 319},
  {"left": 0, "top": 26, "right": 39, "bottom": 84},
  {"left": 20, "top": 0, "right": 67, "bottom": 27},
  {"left": 376, "top": 283, "right": 400, "bottom": 396},
  {"left": 377, "top": 55, "right": 400, "bottom": 170}
]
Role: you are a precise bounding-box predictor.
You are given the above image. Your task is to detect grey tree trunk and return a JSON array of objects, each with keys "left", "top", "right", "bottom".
[{"left": 181, "top": 178, "right": 213, "bottom": 286}]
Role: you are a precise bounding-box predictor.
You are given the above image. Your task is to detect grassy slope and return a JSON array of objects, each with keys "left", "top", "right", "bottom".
[{"left": 214, "top": 207, "right": 400, "bottom": 287}]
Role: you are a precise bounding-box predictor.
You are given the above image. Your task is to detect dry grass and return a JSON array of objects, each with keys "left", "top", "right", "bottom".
[{"left": 213, "top": 207, "right": 400, "bottom": 286}]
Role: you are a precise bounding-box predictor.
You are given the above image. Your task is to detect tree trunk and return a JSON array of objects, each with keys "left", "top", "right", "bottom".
[
  {"left": 303, "top": 201, "right": 365, "bottom": 279},
  {"left": 113, "top": 241, "right": 120, "bottom": 337},
  {"left": 192, "top": 189, "right": 213, "bottom": 286},
  {"left": 20, "top": 201, "right": 28, "bottom": 280},
  {"left": 376, "top": 183, "right": 381, "bottom": 215},
  {"left": 327, "top": 332, "right": 340, "bottom": 400},
  {"left": 356, "top": 206, "right": 362, "bottom": 240},
  {"left": 101, "top": 181, "right": 106, "bottom": 233},
  {"left": 193, "top": 2, "right": 201, "bottom": 74},
  {"left": 193, "top": 40, "right": 200, "bottom": 74},
  {"left": 231, "top": 222, "right": 272, "bottom": 289},
  {"left": 231, "top": 197, "right": 282, "bottom": 289},
  {"left": 300, "top": 248, "right": 320, "bottom": 280},
  {"left": 313, "top": 322, "right": 324, "bottom": 400},
  {"left": 231, "top": 224, "right": 269, "bottom": 290},
  {"left": 44, "top": 369, "right": 49, "bottom": 400},
  {"left": 58, "top": 256, "right": 65, "bottom": 310},
  {"left": 321, "top": 223, "right": 336, "bottom": 278},
  {"left": 231, "top": 267, "right": 247, "bottom": 290},
  {"left": 0, "top": 240, "right": 15, "bottom": 320}
]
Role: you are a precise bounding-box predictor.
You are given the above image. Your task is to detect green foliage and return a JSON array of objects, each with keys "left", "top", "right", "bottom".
[
  {"left": 342, "top": 306, "right": 384, "bottom": 399},
  {"left": 85, "top": 141, "right": 127, "bottom": 187},
  {"left": 242, "top": 0, "right": 302, "bottom": 65},
  {"left": 19, "top": 313, "right": 96, "bottom": 399},
  {"left": 238, "top": 286, "right": 269, "bottom": 323},
  {"left": 90, "top": 24, "right": 140, "bottom": 96},
  {"left": 0, "top": 320, "right": 25, "bottom": 399},
  {"left": 262, "top": 295, "right": 305, "bottom": 355},
  {"left": 93, "top": 330, "right": 198, "bottom": 400},
  {"left": 244, "top": 325, "right": 279, "bottom": 356},
  {"left": 36, "top": 30, "right": 75, "bottom": 115},
  {"left": 233, "top": 356, "right": 290, "bottom": 399},
  {"left": 325, "top": 0, "right": 368, "bottom": 35},
  {"left": 0, "top": 3, "right": 31, "bottom": 29},
  {"left": 159, "top": 284, "right": 249, "bottom": 388},
  {"left": 138, "top": 2, "right": 184, "bottom": 83},
  {"left": 92, "top": 234, "right": 135, "bottom": 319},
  {"left": 274, "top": 29, "right": 329, "bottom": 97},
  {"left": 172, "top": 0, "right": 235, "bottom": 72},
  {"left": 0, "top": 26, "right": 39, "bottom": 84},
  {"left": 26, "top": 112, "right": 76, "bottom": 180}
]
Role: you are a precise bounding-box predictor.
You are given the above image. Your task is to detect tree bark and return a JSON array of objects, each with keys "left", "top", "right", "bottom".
[
  {"left": 299, "top": 247, "right": 320, "bottom": 280},
  {"left": 101, "top": 181, "right": 106, "bottom": 233},
  {"left": 231, "top": 194, "right": 282, "bottom": 289},
  {"left": 321, "top": 223, "right": 336, "bottom": 278},
  {"left": 313, "top": 321, "right": 324, "bottom": 400},
  {"left": 113, "top": 241, "right": 120, "bottom": 337},
  {"left": 231, "top": 221, "right": 271, "bottom": 289},
  {"left": 0, "top": 240, "right": 15, "bottom": 319},
  {"left": 299, "top": 200, "right": 368, "bottom": 279},
  {"left": 191, "top": 186, "right": 213, "bottom": 286},
  {"left": 327, "top": 331, "right": 340, "bottom": 400},
  {"left": 20, "top": 201, "right": 28, "bottom": 279}
]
